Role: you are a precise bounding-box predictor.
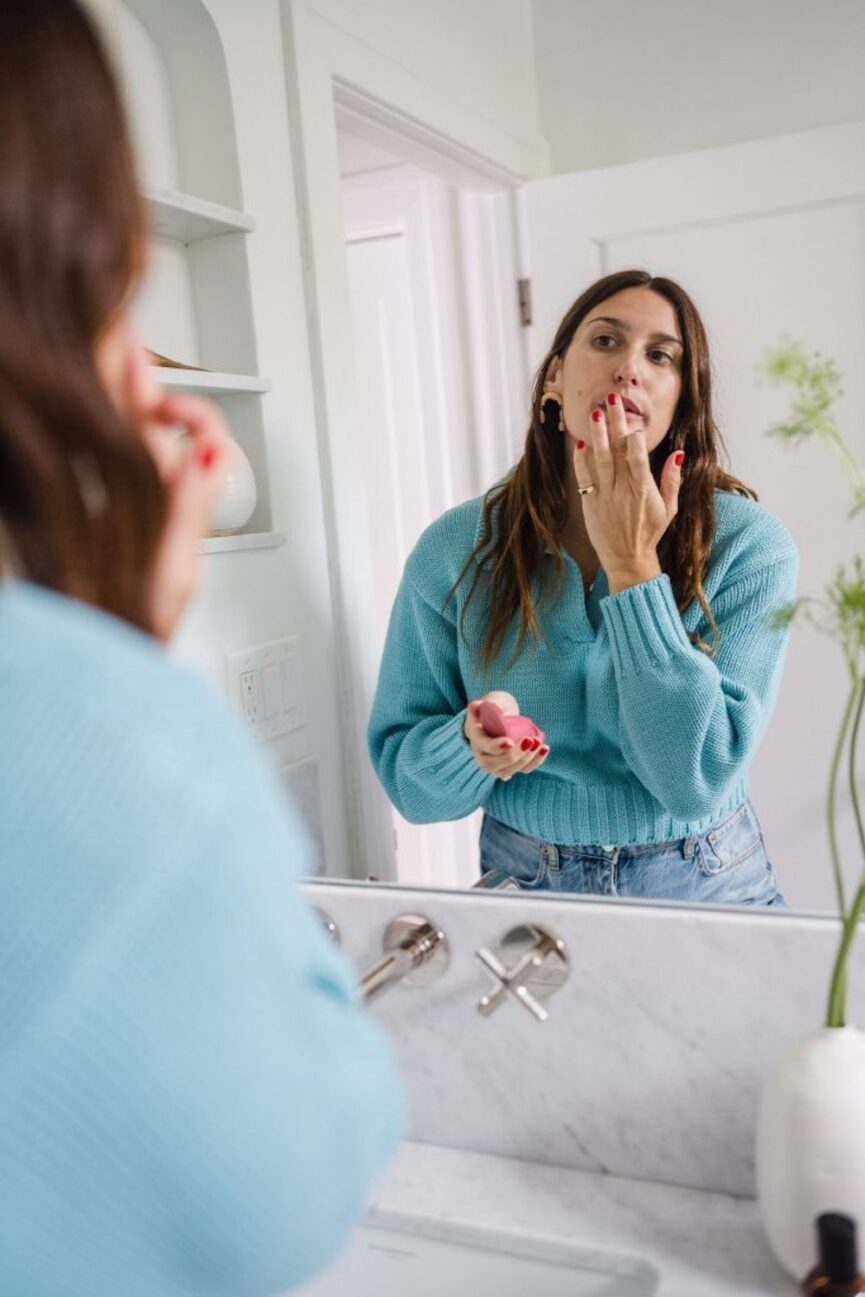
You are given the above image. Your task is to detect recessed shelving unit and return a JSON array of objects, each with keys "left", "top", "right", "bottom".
[
  {"left": 143, "top": 185, "right": 255, "bottom": 242},
  {"left": 123, "top": 0, "right": 277, "bottom": 549},
  {"left": 151, "top": 368, "right": 272, "bottom": 395},
  {"left": 200, "top": 531, "right": 286, "bottom": 555}
]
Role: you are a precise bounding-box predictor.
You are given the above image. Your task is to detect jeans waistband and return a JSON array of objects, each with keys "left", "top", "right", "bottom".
[{"left": 488, "top": 814, "right": 706, "bottom": 862}]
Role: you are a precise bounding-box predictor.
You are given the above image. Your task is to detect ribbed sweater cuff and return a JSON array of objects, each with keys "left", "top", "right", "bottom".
[
  {"left": 601, "top": 574, "right": 692, "bottom": 677},
  {"left": 420, "top": 709, "right": 496, "bottom": 804}
]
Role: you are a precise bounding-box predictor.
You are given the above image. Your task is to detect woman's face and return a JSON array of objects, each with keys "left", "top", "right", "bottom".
[
  {"left": 93, "top": 308, "right": 154, "bottom": 420},
  {"left": 545, "top": 286, "right": 684, "bottom": 453}
]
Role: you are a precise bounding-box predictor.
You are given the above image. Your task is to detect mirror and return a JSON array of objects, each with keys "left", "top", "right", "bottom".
[
  {"left": 316, "top": 9, "right": 863, "bottom": 914},
  {"left": 96, "top": 1, "right": 862, "bottom": 917}
]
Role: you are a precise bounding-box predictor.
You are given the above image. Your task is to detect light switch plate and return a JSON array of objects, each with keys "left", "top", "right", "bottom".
[{"left": 226, "top": 637, "right": 307, "bottom": 741}]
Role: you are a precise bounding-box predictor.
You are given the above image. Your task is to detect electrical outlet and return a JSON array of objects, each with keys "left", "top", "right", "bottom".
[{"left": 226, "top": 638, "right": 307, "bottom": 741}]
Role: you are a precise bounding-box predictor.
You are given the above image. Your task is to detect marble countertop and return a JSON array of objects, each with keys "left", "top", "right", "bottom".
[{"left": 364, "top": 1142, "right": 800, "bottom": 1296}]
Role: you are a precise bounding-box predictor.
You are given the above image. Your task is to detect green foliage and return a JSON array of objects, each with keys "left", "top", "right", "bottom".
[
  {"left": 764, "top": 339, "right": 843, "bottom": 441},
  {"left": 770, "top": 559, "right": 865, "bottom": 678},
  {"left": 759, "top": 340, "right": 865, "bottom": 1026},
  {"left": 761, "top": 339, "right": 865, "bottom": 518}
]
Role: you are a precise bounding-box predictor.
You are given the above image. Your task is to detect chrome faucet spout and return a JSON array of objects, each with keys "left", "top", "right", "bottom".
[{"left": 359, "top": 914, "right": 449, "bottom": 1002}]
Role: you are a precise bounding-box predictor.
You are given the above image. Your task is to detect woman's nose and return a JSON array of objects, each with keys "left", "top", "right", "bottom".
[{"left": 612, "top": 353, "right": 642, "bottom": 386}]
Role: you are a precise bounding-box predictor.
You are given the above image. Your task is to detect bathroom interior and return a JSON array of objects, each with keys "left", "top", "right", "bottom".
[{"left": 83, "top": 0, "right": 865, "bottom": 1292}]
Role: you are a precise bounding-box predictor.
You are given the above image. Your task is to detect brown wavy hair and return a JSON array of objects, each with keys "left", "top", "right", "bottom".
[
  {"left": 446, "top": 269, "right": 757, "bottom": 673},
  {"left": 0, "top": 0, "right": 166, "bottom": 630}
]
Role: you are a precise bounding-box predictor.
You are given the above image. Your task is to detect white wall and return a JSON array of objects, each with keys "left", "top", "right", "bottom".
[
  {"left": 301, "top": 0, "right": 547, "bottom": 177},
  {"left": 532, "top": 0, "right": 865, "bottom": 173}
]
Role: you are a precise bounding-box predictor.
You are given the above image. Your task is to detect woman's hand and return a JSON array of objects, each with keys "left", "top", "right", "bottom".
[
  {"left": 123, "top": 342, "right": 231, "bottom": 641},
  {"left": 574, "top": 392, "right": 684, "bottom": 591},
  {"left": 463, "top": 694, "right": 550, "bottom": 781}
]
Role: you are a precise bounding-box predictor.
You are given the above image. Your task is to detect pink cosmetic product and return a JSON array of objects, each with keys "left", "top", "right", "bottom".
[{"left": 477, "top": 700, "right": 545, "bottom": 746}]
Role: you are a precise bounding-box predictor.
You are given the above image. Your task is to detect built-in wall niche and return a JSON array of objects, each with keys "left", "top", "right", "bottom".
[
  {"left": 133, "top": 211, "right": 279, "bottom": 548},
  {"left": 95, "top": 0, "right": 281, "bottom": 550},
  {"left": 135, "top": 197, "right": 259, "bottom": 377},
  {"left": 202, "top": 391, "right": 273, "bottom": 536}
]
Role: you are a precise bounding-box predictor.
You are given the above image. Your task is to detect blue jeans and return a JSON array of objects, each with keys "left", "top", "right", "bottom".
[{"left": 479, "top": 800, "right": 786, "bottom": 907}]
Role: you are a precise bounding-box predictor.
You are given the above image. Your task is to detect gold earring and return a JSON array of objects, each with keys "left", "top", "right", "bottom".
[{"left": 541, "top": 392, "right": 564, "bottom": 432}]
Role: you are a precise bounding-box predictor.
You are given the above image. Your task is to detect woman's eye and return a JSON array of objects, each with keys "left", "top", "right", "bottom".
[{"left": 592, "top": 335, "right": 676, "bottom": 364}]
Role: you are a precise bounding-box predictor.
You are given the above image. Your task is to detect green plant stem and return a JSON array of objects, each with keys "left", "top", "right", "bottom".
[
  {"left": 827, "top": 879, "right": 865, "bottom": 1027},
  {"left": 825, "top": 675, "right": 865, "bottom": 1028},
  {"left": 828, "top": 683, "right": 859, "bottom": 918},
  {"left": 828, "top": 431, "right": 865, "bottom": 487},
  {"left": 849, "top": 676, "right": 865, "bottom": 867}
]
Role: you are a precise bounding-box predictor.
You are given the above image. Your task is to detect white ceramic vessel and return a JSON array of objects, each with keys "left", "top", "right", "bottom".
[
  {"left": 756, "top": 1024, "right": 865, "bottom": 1278},
  {"left": 209, "top": 437, "right": 257, "bottom": 535}
]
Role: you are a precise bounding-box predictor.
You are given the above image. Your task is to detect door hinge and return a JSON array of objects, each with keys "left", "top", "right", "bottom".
[{"left": 518, "top": 277, "right": 532, "bottom": 327}]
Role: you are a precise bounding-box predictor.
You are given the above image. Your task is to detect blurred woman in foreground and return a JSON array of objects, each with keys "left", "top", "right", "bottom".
[{"left": 0, "top": 5, "right": 404, "bottom": 1295}]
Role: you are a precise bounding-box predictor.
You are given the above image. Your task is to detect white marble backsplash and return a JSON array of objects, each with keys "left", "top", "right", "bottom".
[
  {"left": 280, "top": 759, "right": 325, "bottom": 873},
  {"left": 301, "top": 880, "right": 863, "bottom": 1199}
]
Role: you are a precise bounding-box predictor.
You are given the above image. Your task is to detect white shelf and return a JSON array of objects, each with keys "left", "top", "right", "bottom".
[
  {"left": 151, "top": 367, "right": 272, "bottom": 394},
  {"left": 143, "top": 185, "right": 255, "bottom": 242},
  {"left": 200, "top": 531, "right": 285, "bottom": 554}
]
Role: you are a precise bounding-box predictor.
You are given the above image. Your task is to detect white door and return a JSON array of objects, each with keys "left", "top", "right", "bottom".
[
  {"left": 342, "top": 165, "right": 495, "bottom": 888},
  {"left": 519, "top": 122, "right": 865, "bottom": 912}
]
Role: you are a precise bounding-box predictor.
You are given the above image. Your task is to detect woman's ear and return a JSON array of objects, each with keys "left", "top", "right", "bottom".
[
  {"left": 543, "top": 355, "right": 563, "bottom": 395},
  {"left": 93, "top": 314, "right": 131, "bottom": 412}
]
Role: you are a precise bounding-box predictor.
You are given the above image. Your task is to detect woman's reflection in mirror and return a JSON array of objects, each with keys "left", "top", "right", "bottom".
[{"left": 369, "top": 270, "right": 798, "bottom": 905}]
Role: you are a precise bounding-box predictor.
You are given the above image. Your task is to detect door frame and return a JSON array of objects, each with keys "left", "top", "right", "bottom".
[{"left": 279, "top": 1, "right": 536, "bottom": 878}]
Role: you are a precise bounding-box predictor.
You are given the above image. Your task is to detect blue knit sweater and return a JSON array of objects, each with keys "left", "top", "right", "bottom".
[
  {"left": 369, "top": 489, "right": 799, "bottom": 845},
  {"left": 0, "top": 582, "right": 405, "bottom": 1297}
]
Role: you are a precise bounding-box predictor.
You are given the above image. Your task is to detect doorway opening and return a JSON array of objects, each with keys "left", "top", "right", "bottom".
[{"left": 333, "top": 87, "right": 528, "bottom": 888}]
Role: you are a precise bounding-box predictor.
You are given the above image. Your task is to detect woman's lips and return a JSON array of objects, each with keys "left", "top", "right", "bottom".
[
  {"left": 593, "top": 403, "right": 646, "bottom": 421},
  {"left": 593, "top": 401, "right": 645, "bottom": 418}
]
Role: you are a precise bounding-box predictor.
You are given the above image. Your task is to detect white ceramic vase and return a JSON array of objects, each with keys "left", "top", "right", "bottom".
[
  {"left": 756, "top": 1025, "right": 865, "bottom": 1279},
  {"left": 208, "top": 437, "right": 257, "bottom": 536}
]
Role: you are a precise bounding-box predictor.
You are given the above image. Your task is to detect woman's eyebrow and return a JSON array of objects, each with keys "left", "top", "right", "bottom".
[{"left": 587, "top": 315, "right": 683, "bottom": 347}]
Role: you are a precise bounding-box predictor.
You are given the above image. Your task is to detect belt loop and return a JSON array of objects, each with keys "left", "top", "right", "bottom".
[
  {"left": 683, "top": 835, "right": 696, "bottom": 861},
  {"left": 542, "top": 842, "right": 560, "bottom": 872}
]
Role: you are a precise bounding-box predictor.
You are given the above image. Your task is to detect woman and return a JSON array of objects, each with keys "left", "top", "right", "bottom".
[
  {"left": 0, "top": 5, "right": 403, "bottom": 1296},
  {"left": 369, "top": 270, "right": 798, "bottom": 906}
]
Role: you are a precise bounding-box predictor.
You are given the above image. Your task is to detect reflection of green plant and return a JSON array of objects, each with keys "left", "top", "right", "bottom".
[
  {"left": 760, "top": 341, "right": 865, "bottom": 1027},
  {"left": 763, "top": 339, "right": 865, "bottom": 517}
]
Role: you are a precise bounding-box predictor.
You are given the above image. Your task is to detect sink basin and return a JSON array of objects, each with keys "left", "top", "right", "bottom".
[{"left": 295, "top": 1214, "right": 658, "bottom": 1296}]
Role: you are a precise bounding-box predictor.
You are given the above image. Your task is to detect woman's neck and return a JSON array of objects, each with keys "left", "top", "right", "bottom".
[{"left": 560, "top": 456, "right": 597, "bottom": 562}]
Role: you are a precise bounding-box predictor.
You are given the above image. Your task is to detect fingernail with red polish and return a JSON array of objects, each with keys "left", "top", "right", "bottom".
[
  {"left": 499, "top": 740, "right": 512, "bottom": 751},
  {"left": 539, "top": 746, "right": 550, "bottom": 757},
  {"left": 520, "top": 738, "right": 533, "bottom": 751},
  {"left": 607, "top": 392, "right": 618, "bottom": 404},
  {"left": 198, "top": 445, "right": 216, "bottom": 470},
  {"left": 591, "top": 410, "right": 604, "bottom": 423},
  {"left": 576, "top": 438, "right": 586, "bottom": 449},
  {"left": 675, "top": 451, "right": 686, "bottom": 466}
]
